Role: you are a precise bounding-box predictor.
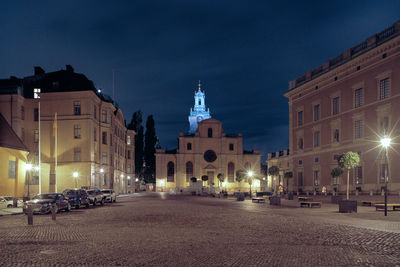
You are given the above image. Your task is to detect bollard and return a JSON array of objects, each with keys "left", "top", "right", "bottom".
[
  {"left": 51, "top": 203, "right": 57, "bottom": 220},
  {"left": 27, "top": 205, "right": 33, "bottom": 225}
]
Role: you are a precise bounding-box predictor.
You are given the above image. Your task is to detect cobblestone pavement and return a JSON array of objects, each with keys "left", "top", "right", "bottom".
[{"left": 0, "top": 193, "right": 400, "bottom": 266}]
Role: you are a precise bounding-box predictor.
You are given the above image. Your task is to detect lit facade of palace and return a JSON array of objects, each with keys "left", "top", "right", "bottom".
[
  {"left": 155, "top": 84, "right": 261, "bottom": 193},
  {"left": 0, "top": 66, "right": 135, "bottom": 197},
  {"left": 285, "top": 20, "right": 400, "bottom": 194}
]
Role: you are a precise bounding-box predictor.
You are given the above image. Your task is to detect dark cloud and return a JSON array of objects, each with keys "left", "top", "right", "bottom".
[{"left": 1, "top": 0, "right": 399, "bottom": 161}]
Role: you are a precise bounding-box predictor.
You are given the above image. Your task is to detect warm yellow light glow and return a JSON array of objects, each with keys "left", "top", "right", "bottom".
[
  {"left": 128, "top": 176, "right": 131, "bottom": 180},
  {"left": 25, "top": 163, "right": 33, "bottom": 171},
  {"left": 34, "top": 166, "right": 40, "bottom": 171},
  {"left": 121, "top": 174, "right": 124, "bottom": 178},
  {"left": 100, "top": 168, "right": 104, "bottom": 173},
  {"left": 222, "top": 182, "right": 226, "bottom": 187},
  {"left": 247, "top": 171, "right": 254, "bottom": 177},
  {"left": 381, "top": 136, "right": 391, "bottom": 148},
  {"left": 135, "top": 178, "right": 139, "bottom": 182},
  {"left": 73, "top": 172, "right": 79, "bottom": 178},
  {"left": 160, "top": 179, "right": 166, "bottom": 186}
]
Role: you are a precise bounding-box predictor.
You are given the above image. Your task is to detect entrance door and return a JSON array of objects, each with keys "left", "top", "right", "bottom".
[{"left": 207, "top": 171, "right": 214, "bottom": 186}]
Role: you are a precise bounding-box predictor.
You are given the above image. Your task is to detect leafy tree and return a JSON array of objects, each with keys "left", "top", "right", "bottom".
[
  {"left": 330, "top": 168, "right": 343, "bottom": 179},
  {"left": 217, "top": 173, "right": 225, "bottom": 188},
  {"left": 201, "top": 175, "right": 208, "bottom": 182},
  {"left": 190, "top": 177, "right": 197, "bottom": 183},
  {"left": 235, "top": 170, "right": 245, "bottom": 183},
  {"left": 339, "top": 152, "right": 360, "bottom": 200},
  {"left": 128, "top": 110, "right": 144, "bottom": 180},
  {"left": 144, "top": 115, "right": 157, "bottom": 184}
]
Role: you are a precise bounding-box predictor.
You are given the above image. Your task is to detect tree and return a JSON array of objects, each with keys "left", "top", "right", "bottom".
[
  {"left": 190, "top": 177, "right": 197, "bottom": 183},
  {"left": 217, "top": 173, "right": 225, "bottom": 188},
  {"left": 339, "top": 152, "right": 360, "bottom": 200},
  {"left": 144, "top": 115, "right": 157, "bottom": 184},
  {"left": 268, "top": 166, "right": 280, "bottom": 193},
  {"left": 128, "top": 110, "right": 144, "bottom": 180},
  {"left": 235, "top": 170, "right": 245, "bottom": 190},
  {"left": 284, "top": 171, "right": 293, "bottom": 193}
]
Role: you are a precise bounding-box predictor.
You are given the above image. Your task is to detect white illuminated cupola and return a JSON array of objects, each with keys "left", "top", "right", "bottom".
[{"left": 188, "top": 80, "right": 211, "bottom": 134}]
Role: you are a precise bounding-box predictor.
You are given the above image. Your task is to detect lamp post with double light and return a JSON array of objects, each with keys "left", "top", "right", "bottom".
[
  {"left": 380, "top": 136, "right": 391, "bottom": 216},
  {"left": 247, "top": 171, "right": 254, "bottom": 197}
]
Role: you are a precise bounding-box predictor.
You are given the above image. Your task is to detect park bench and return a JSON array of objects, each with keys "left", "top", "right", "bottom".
[
  {"left": 300, "top": 201, "right": 321, "bottom": 208},
  {"left": 361, "top": 201, "right": 383, "bottom": 207},
  {"left": 298, "top": 196, "right": 313, "bottom": 202},
  {"left": 375, "top": 203, "right": 400, "bottom": 211},
  {"left": 252, "top": 198, "right": 266, "bottom": 203}
]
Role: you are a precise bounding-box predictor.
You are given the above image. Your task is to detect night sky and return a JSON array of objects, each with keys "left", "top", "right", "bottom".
[{"left": 1, "top": 1, "right": 399, "bottom": 160}]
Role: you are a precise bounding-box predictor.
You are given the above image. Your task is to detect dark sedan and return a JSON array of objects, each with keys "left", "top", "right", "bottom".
[{"left": 23, "top": 193, "right": 71, "bottom": 214}]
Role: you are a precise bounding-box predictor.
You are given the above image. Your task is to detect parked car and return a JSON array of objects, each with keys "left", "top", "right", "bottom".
[
  {"left": 101, "top": 189, "right": 117, "bottom": 203},
  {"left": 62, "top": 189, "right": 90, "bottom": 209},
  {"left": 87, "top": 189, "right": 105, "bottom": 206},
  {"left": 23, "top": 193, "right": 71, "bottom": 214},
  {"left": 0, "top": 196, "right": 23, "bottom": 209}
]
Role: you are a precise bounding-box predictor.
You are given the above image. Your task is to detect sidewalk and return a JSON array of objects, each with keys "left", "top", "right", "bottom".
[{"left": 0, "top": 208, "right": 23, "bottom": 216}]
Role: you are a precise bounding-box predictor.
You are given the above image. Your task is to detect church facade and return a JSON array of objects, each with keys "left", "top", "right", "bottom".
[{"left": 155, "top": 83, "right": 261, "bottom": 194}]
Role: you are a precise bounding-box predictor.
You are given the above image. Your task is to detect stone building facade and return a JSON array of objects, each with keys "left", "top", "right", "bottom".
[
  {"left": 285, "top": 20, "right": 400, "bottom": 195},
  {"left": 0, "top": 66, "right": 135, "bottom": 196},
  {"left": 266, "top": 149, "right": 291, "bottom": 193},
  {"left": 156, "top": 87, "right": 261, "bottom": 194}
]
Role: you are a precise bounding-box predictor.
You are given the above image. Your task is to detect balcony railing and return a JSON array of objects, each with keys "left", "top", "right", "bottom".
[{"left": 376, "top": 26, "right": 395, "bottom": 42}]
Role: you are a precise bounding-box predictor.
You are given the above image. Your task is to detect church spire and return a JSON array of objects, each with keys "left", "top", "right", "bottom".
[{"left": 188, "top": 81, "right": 211, "bottom": 134}]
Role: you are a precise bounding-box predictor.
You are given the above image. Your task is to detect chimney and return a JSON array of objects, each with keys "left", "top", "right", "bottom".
[
  {"left": 34, "top": 66, "right": 45, "bottom": 75},
  {"left": 66, "top": 65, "right": 74, "bottom": 72}
]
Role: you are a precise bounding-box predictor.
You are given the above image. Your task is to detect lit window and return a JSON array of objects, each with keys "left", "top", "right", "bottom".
[
  {"left": 127, "top": 135, "right": 131, "bottom": 145},
  {"left": 34, "top": 88, "right": 41, "bottom": 99}
]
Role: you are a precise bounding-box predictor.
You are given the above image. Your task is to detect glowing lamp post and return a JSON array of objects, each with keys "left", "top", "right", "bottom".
[
  {"left": 247, "top": 171, "right": 254, "bottom": 197},
  {"left": 380, "top": 136, "right": 391, "bottom": 216},
  {"left": 73, "top": 172, "right": 79, "bottom": 188},
  {"left": 25, "top": 163, "right": 33, "bottom": 198}
]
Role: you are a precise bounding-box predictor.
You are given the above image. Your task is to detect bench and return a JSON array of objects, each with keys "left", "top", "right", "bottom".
[
  {"left": 300, "top": 201, "right": 321, "bottom": 208},
  {"left": 362, "top": 201, "right": 383, "bottom": 207},
  {"left": 252, "top": 198, "right": 266, "bottom": 203},
  {"left": 375, "top": 203, "right": 400, "bottom": 211},
  {"left": 298, "top": 197, "right": 313, "bottom": 202}
]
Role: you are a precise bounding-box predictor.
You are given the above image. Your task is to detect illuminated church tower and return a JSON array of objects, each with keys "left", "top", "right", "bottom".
[{"left": 188, "top": 81, "right": 211, "bottom": 134}]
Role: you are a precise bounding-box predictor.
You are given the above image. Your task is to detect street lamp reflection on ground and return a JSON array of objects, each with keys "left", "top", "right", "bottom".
[
  {"left": 380, "top": 136, "right": 391, "bottom": 216},
  {"left": 73, "top": 171, "right": 79, "bottom": 188}
]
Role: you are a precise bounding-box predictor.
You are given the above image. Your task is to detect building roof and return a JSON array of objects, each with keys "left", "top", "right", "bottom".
[
  {"left": 0, "top": 113, "right": 28, "bottom": 151},
  {"left": 288, "top": 20, "right": 400, "bottom": 91}
]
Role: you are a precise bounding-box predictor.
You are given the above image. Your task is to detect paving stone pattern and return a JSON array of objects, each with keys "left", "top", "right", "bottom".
[{"left": 0, "top": 193, "right": 400, "bottom": 266}]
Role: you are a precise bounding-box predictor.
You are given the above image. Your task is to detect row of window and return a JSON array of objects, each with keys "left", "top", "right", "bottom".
[
  {"left": 166, "top": 162, "right": 248, "bottom": 182},
  {"left": 297, "top": 77, "right": 390, "bottom": 127},
  {"left": 186, "top": 142, "right": 235, "bottom": 151},
  {"left": 297, "top": 116, "right": 389, "bottom": 150},
  {"left": 296, "top": 164, "right": 387, "bottom": 187}
]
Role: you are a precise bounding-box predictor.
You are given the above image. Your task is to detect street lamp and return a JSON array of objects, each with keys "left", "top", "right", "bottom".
[
  {"left": 73, "top": 171, "right": 79, "bottom": 188},
  {"left": 247, "top": 171, "right": 254, "bottom": 197},
  {"left": 25, "top": 163, "right": 33, "bottom": 198},
  {"left": 380, "top": 136, "right": 391, "bottom": 216}
]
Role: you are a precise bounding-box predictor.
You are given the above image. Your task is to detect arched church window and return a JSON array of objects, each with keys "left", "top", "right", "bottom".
[
  {"left": 228, "top": 162, "right": 235, "bottom": 182},
  {"left": 186, "top": 162, "right": 193, "bottom": 182},
  {"left": 187, "top": 143, "right": 192, "bottom": 150},
  {"left": 167, "top": 162, "right": 174, "bottom": 182},
  {"left": 198, "top": 100, "right": 201, "bottom": 105},
  {"left": 208, "top": 128, "right": 213, "bottom": 138}
]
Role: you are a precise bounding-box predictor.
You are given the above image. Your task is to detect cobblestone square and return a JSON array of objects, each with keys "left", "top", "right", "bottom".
[{"left": 1, "top": 193, "right": 400, "bottom": 266}]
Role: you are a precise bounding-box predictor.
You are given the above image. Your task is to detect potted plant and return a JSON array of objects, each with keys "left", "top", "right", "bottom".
[{"left": 338, "top": 152, "right": 360, "bottom": 213}]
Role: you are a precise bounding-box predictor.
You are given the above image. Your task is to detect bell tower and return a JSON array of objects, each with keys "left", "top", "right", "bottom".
[{"left": 188, "top": 81, "right": 211, "bottom": 134}]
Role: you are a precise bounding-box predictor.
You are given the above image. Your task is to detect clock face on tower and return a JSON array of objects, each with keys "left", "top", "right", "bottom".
[{"left": 197, "top": 116, "right": 203, "bottom": 122}]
